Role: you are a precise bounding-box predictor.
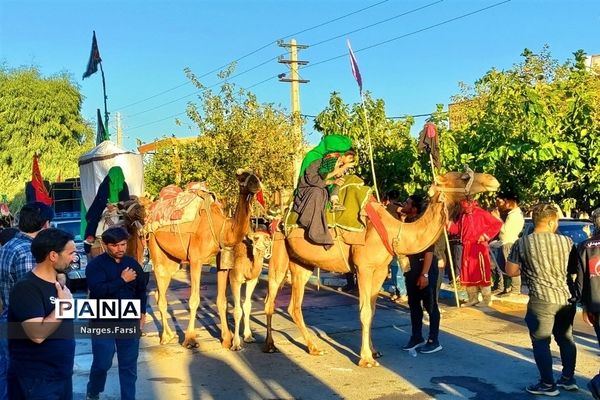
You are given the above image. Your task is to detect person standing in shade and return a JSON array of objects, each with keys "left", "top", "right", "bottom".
[
  {"left": 400, "top": 195, "right": 442, "bottom": 354},
  {"left": 506, "top": 203, "right": 578, "bottom": 396},
  {"left": 0, "top": 202, "right": 54, "bottom": 400},
  {"left": 85, "top": 228, "right": 147, "bottom": 400},
  {"left": 492, "top": 191, "right": 525, "bottom": 296},
  {"left": 7, "top": 228, "right": 76, "bottom": 399},
  {"left": 574, "top": 208, "right": 600, "bottom": 399},
  {"left": 383, "top": 190, "right": 407, "bottom": 303}
]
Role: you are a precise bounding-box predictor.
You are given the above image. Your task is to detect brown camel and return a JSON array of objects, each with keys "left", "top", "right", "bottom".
[
  {"left": 228, "top": 230, "right": 271, "bottom": 350},
  {"left": 263, "top": 171, "right": 500, "bottom": 367},
  {"left": 148, "top": 170, "right": 263, "bottom": 348},
  {"left": 89, "top": 198, "right": 147, "bottom": 264}
]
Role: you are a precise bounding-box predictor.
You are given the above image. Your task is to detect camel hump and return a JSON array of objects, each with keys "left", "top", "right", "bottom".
[
  {"left": 147, "top": 183, "right": 215, "bottom": 232},
  {"left": 159, "top": 184, "right": 183, "bottom": 200}
]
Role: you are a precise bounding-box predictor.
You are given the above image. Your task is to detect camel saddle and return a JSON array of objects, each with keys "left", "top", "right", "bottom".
[
  {"left": 284, "top": 175, "right": 372, "bottom": 246},
  {"left": 146, "top": 182, "right": 216, "bottom": 233}
]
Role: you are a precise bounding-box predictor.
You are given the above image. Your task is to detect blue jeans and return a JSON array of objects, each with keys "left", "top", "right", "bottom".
[
  {"left": 389, "top": 257, "right": 406, "bottom": 296},
  {"left": 87, "top": 337, "right": 139, "bottom": 400},
  {"left": 0, "top": 338, "right": 6, "bottom": 400},
  {"left": 7, "top": 375, "right": 72, "bottom": 400},
  {"left": 525, "top": 297, "right": 577, "bottom": 385}
]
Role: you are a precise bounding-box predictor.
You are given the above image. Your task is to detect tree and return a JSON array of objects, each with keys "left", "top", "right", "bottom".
[
  {"left": 314, "top": 92, "right": 430, "bottom": 196},
  {"left": 0, "top": 66, "right": 94, "bottom": 208},
  {"left": 144, "top": 65, "right": 301, "bottom": 212},
  {"left": 449, "top": 46, "right": 600, "bottom": 211}
]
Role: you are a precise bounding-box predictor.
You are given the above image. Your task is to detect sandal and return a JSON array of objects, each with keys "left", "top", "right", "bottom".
[{"left": 390, "top": 294, "right": 399, "bottom": 302}]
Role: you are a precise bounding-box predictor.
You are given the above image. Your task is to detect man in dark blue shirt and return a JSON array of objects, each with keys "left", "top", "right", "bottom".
[
  {"left": 7, "top": 228, "right": 76, "bottom": 399},
  {"left": 85, "top": 227, "right": 147, "bottom": 400}
]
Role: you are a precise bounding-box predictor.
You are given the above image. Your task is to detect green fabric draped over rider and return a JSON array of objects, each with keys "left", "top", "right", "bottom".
[{"left": 293, "top": 134, "right": 356, "bottom": 248}]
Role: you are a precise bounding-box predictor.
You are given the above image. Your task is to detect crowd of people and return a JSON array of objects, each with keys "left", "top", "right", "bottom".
[
  {"left": 0, "top": 134, "right": 598, "bottom": 398},
  {"left": 0, "top": 202, "right": 147, "bottom": 400}
]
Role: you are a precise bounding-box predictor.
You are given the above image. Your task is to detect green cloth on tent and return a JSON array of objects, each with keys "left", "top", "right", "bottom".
[
  {"left": 297, "top": 134, "right": 352, "bottom": 186},
  {"left": 108, "top": 166, "right": 126, "bottom": 203},
  {"left": 286, "top": 175, "right": 372, "bottom": 233}
]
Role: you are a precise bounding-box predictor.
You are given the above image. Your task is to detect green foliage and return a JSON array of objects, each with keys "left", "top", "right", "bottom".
[
  {"left": 314, "top": 92, "right": 432, "bottom": 197},
  {"left": 0, "top": 66, "right": 94, "bottom": 209},
  {"left": 450, "top": 46, "right": 600, "bottom": 210},
  {"left": 144, "top": 65, "right": 300, "bottom": 212}
]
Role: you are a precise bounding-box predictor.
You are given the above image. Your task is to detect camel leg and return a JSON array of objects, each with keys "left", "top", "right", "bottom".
[
  {"left": 149, "top": 236, "right": 177, "bottom": 345},
  {"left": 242, "top": 278, "right": 259, "bottom": 343},
  {"left": 216, "top": 269, "right": 233, "bottom": 348},
  {"left": 229, "top": 275, "right": 243, "bottom": 351},
  {"left": 369, "top": 265, "right": 389, "bottom": 360},
  {"left": 182, "top": 260, "right": 202, "bottom": 349},
  {"left": 288, "top": 262, "right": 323, "bottom": 356},
  {"left": 263, "top": 238, "right": 289, "bottom": 353},
  {"left": 155, "top": 272, "right": 176, "bottom": 344},
  {"left": 356, "top": 267, "right": 379, "bottom": 368}
]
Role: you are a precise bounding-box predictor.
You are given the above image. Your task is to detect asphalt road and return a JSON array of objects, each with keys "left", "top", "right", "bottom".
[{"left": 71, "top": 267, "right": 599, "bottom": 400}]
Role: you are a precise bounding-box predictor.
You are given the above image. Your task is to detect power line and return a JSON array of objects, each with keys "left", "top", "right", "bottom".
[
  {"left": 305, "top": 0, "right": 511, "bottom": 71},
  {"left": 128, "top": 1, "right": 510, "bottom": 131},
  {"left": 128, "top": 111, "right": 188, "bottom": 131},
  {"left": 301, "top": 112, "right": 435, "bottom": 119},
  {"left": 123, "top": 1, "right": 444, "bottom": 121},
  {"left": 126, "top": 55, "right": 281, "bottom": 118},
  {"left": 115, "top": 0, "right": 391, "bottom": 111},
  {"left": 309, "top": 0, "right": 443, "bottom": 48},
  {"left": 240, "top": 0, "right": 511, "bottom": 94}
]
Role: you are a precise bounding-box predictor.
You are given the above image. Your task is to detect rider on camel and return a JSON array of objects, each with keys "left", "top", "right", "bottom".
[{"left": 293, "top": 134, "right": 355, "bottom": 249}]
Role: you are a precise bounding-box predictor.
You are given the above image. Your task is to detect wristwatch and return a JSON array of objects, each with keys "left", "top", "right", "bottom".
[{"left": 422, "top": 273, "right": 429, "bottom": 278}]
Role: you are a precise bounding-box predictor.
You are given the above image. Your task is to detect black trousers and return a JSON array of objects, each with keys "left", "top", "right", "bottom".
[{"left": 404, "top": 267, "right": 440, "bottom": 342}]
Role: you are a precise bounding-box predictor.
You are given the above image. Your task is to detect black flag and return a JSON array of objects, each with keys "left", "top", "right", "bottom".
[
  {"left": 83, "top": 31, "right": 102, "bottom": 80},
  {"left": 96, "top": 109, "right": 108, "bottom": 144}
]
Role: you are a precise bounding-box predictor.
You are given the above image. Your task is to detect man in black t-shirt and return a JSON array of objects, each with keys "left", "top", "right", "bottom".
[
  {"left": 400, "top": 195, "right": 442, "bottom": 354},
  {"left": 7, "top": 229, "right": 76, "bottom": 399},
  {"left": 574, "top": 208, "right": 600, "bottom": 399}
]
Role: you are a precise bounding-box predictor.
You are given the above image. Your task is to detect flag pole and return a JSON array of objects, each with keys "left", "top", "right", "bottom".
[
  {"left": 428, "top": 153, "right": 461, "bottom": 308},
  {"left": 347, "top": 39, "right": 379, "bottom": 201},
  {"left": 360, "top": 93, "right": 380, "bottom": 201},
  {"left": 99, "top": 61, "right": 109, "bottom": 136}
]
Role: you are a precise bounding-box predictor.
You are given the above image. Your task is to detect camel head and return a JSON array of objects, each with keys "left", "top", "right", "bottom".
[
  {"left": 118, "top": 197, "right": 146, "bottom": 226},
  {"left": 428, "top": 167, "right": 500, "bottom": 207},
  {"left": 247, "top": 230, "right": 272, "bottom": 259},
  {"left": 236, "top": 168, "right": 265, "bottom": 207}
]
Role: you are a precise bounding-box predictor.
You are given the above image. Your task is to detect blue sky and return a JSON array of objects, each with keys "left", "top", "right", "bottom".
[{"left": 1, "top": 0, "right": 599, "bottom": 151}]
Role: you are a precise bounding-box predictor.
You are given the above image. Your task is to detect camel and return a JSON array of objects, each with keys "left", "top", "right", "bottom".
[
  {"left": 263, "top": 170, "right": 500, "bottom": 367},
  {"left": 228, "top": 230, "right": 272, "bottom": 351},
  {"left": 89, "top": 197, "right": 147, "bottom": 264},
  {"left": 148, "top": 169, "right": 263, "bottom": 348}
]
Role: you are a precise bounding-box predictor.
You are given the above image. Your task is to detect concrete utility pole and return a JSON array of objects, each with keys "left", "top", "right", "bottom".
[
  {"left": 115, "top": 112, "right": 123, "bottom": 147},
  {"left": 278, "top": 39, "right": 309, "bottom": 190}
]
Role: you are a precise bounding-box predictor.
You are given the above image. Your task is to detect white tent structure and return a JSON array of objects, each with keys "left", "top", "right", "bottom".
[{"left": 78, "top": 141, "right": 144, "bottom": 210}]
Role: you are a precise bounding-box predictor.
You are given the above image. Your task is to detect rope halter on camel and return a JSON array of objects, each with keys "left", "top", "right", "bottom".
[{"left": 428, "top": 164, "right": 476, "bottom": 195}]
